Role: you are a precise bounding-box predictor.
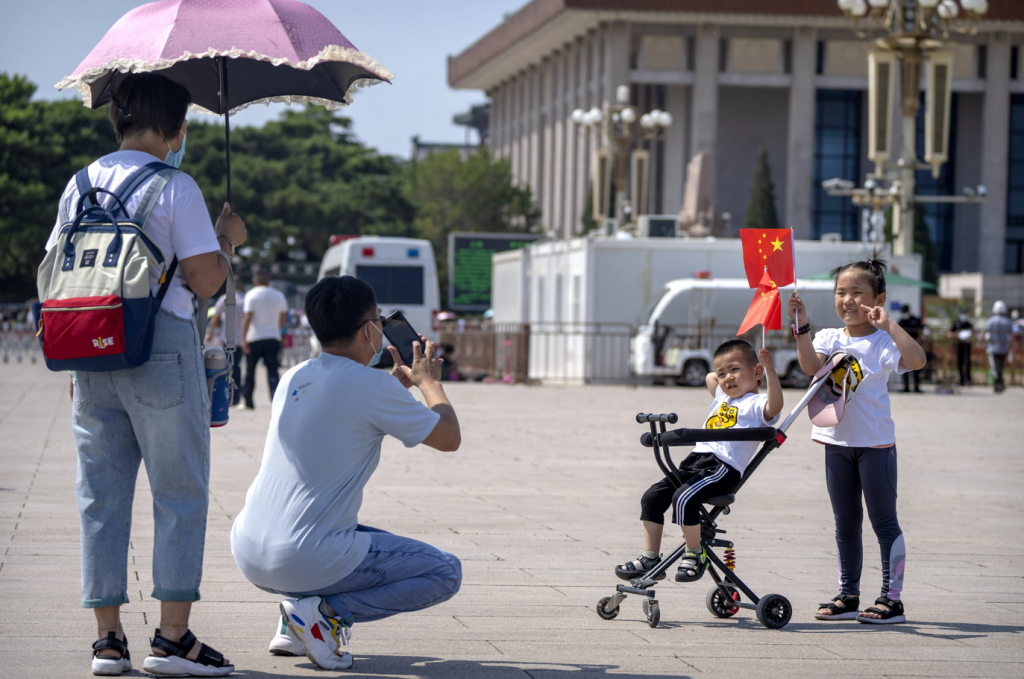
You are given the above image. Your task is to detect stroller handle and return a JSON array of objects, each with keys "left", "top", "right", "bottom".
[
  {"left": 636, "top": 412, "right": 678, "bottom": 424},
  {"left": 642, "top": 426, "right": 778, "bottom": 448}
]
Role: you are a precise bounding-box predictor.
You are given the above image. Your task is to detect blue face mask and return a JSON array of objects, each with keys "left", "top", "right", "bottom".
[
  {"left": 164, "top": 134, "right": 186, "bottom": 168},
  {"left": 366, "top": 321, "right": 384, "bottom": 367}
]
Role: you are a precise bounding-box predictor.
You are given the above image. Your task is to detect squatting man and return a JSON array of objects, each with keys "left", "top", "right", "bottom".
[{"left": 230, "top": 275, "right": 463, "bottom": 670}]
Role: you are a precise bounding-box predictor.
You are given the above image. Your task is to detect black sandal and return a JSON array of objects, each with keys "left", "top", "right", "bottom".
[
  {"left": 814, "top": 594, "right": 860, "bottom": 620},
  {"left": 91, "top": 632, "right": 131, "bottom": 676},
  {"left": 614, "top": 554, "right": 666, "bottom": 581},
  {"left": 143, "top": 628, "right": 234, "bottom": 676},
  {"left": 857, "top": 597, "right": 906, "bottom": 624},
  {"left": 674, "top": 547, "right": 707, "bottom": 582}
]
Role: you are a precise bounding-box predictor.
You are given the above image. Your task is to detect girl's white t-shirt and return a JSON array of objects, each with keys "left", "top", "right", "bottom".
[
  {"left": 693, "top": 385, "right": 779, "bottom": 475},
  {"left": 46, "top": 150, "right": 220, "bottom": 319},
  {"left": 811, "top": 327, "right": 908, "bottom": 447}
]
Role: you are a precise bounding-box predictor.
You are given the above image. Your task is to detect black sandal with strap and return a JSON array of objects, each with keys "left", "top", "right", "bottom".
[
  {"left": 91, "top": 632, "right": 131, "bottom": 676},
  {"left": 142, "top": 628, "right": 234, "bottom": 677},
  {"left": 674, "top": 547, "right": 708, "bottom": 583},
  {"left": 857, "top": 597, "right": 906, "bottom": 624},
  {"left": 814, "top": 594, "right": 860, "bottom": 620}
]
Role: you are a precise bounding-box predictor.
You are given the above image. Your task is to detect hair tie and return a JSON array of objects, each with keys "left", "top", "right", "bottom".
[{"left": 110, "top": 93, "right": 131, "bottom": 119}]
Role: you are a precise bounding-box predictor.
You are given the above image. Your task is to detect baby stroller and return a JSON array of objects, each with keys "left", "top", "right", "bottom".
[{"left": 596, "top": 357, "right": 854, "bottom": 630}]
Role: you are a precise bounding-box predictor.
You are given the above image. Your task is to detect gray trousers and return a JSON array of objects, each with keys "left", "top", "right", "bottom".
[{"left": 824, "top": 444, "right": 906, "bottom": 601}]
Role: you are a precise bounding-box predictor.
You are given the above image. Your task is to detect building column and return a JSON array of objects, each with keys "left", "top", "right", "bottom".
[
  {"left": 509, "top": 74, "right": 521, "bottom": 182},
  {"left": 691, "top": 24, "right": 719, "bottom": 156},
  {"left": 663, "top": 85, "right": 688, "bottom": 215},
  {"left": 548, "top": 53, "right": 563, "bottom": 236},
  {"left": 575, "top": 35, "right": 593, "bottom": 234},
  {"left": 529, "top": 64, "right": 542, "bottom": 198},
  {"left": 786, "top": 26, "right": 817, "bottom": 239},
  {"left": 560, "top": 44, "right": 576, "bottom": 239},
  {"left": 489, "top": 86, "right": 500, "bottom": 154},
  {"left": 587, "top": 29, "right": 603, "bottom": 223},
  {"left": 980, "top": 33, "right": 1011, "bottom": 275}
]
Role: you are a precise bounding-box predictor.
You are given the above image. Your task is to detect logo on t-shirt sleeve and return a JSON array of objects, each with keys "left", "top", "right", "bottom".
[{"left": 705, "top": 402, "right": 738, "bottom": 429}]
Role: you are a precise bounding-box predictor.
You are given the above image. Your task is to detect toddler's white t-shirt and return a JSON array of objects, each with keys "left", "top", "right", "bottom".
[
  {"left": 693, "top": 386, "right": 779, "bottom": 475},
  {"left": 811, "top": 327, "right": 908, "bottom": 447}
]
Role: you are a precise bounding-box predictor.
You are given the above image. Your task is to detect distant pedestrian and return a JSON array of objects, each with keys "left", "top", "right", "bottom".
[
  {"left": 897, "top": 305, "right": 924, "bottom": 393},
  {"left": 240, "top": 270, "right": 288, "bottom": 410},
  {"left": 984, "top": 301, "right": 1014, "bottom": 393},
  {"left": 949, "top": 309, "right": 974, "bottom": 386}
]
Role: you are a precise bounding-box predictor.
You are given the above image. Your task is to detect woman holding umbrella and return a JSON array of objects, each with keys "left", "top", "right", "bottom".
[{"left": 51, "top": 72, "right": 243, "bottom": 676}]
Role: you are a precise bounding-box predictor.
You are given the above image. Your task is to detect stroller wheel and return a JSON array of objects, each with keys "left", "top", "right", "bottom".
[
  {"left": 706, "top": 586, "right": 741, "bottom": 618},
  {"left": 756, "top": 593, "right": 792, "bottom": 629},
  {"left": 596, "top": 597, "right": 620, "bottom": 620},
  {"left": 642, "top": 599, "right": 660, "bottom": 628}
]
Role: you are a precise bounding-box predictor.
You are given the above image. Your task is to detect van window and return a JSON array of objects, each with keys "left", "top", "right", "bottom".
[
  {"left": 322, "top": 266, "right": 341, "bottom": 277},
  {"left": 356, "top": 265, "right": 424, "bottom": 305}
]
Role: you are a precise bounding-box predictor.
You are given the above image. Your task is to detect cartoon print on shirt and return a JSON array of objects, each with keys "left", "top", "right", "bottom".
[
  {"left": 705, "top": 402, "right": 738, "bottom": 429},
  {"left": 825, "top": 356, "right": 864, "bottom": 398}
]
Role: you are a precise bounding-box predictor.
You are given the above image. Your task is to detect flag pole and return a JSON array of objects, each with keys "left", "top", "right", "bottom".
[{"left": 790, "top": 228, "right": 799, "bottom": 329}]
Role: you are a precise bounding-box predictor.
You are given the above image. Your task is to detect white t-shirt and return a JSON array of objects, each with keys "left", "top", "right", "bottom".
[
  {"left": 243, "top": 286, "right": 288, "bottom": 342},
  {"left": 230, "top": 353, "right": 441, "bottom": 592},
  {"left": 811, "top": 327, "right": 908, "bottom": 447},
  {"left": 46, "top": 150, "right": 219, "bottom": 319},
  {"left": 693, "top": 386, "right": 779, "bottom": 475},
  {"left": 213, "top": 291, "right": 245, "bottom": 344}
]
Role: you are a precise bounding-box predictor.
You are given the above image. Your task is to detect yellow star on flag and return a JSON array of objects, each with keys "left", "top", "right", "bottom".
[{"left": 770, "top": 237, "right": 784, "bottom": 252}]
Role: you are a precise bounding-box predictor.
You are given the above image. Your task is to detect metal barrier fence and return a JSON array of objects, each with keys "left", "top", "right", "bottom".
[
  {"left": 1, "top": 321, "right": 41, "bottom": 365},
  {"left": 925, "top": 335, "right": 1023, "bottom": 387},
  {"left": 438, "top": 321, "right": 636, "bottom": 384}
]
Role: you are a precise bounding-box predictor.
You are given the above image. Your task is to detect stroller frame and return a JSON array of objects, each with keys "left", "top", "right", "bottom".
[{"left": 596, "top": 374, "right": 836, "bottom": 629}]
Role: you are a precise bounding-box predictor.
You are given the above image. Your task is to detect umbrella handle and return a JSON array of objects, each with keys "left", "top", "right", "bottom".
[{"left": 220, "top": 56, "right": 231, "bottom": 204}]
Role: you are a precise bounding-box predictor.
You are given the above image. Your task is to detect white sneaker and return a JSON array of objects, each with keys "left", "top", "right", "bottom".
[
  {"left": 280, "top": 597, "right": 353, "bottom": 670},
  {"left": 268, "top": 615, "right": 304, "bottom": 656}
]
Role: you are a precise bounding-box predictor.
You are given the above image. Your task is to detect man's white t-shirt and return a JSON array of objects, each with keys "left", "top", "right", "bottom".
[
  {"left": 213, "top": 291, "right": 245, "bottom": 344},
  {"left": 46, "top": 151, "right": 219, "bottom": 319},
  {"left": 693, "top": 386, "right": 779, "bottom": 475},
  {"left": 811, "top": 327, "right": 908, "bottom": 448},
  {"left": 230, "top": 353, "right": 441, "bottom": 592},
  {"left": 243, "top": 286, "right": 289, "bottom": 342}
]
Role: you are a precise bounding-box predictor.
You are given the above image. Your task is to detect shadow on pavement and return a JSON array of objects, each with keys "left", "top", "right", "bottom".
[{"left": 781, "top": 619, "right": 1024, "bottom": 640}]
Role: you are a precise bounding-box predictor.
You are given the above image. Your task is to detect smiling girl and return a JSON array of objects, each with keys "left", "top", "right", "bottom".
[{"left": 788, "top": 252, "right": 926, "bottom": 625}]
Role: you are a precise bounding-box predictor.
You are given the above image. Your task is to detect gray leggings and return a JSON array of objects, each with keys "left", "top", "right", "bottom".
[{"left": 825, "top": 444, "right": 906, "bottom": 601}]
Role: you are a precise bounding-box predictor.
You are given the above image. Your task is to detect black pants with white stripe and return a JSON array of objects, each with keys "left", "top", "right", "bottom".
[{"left": 639, "top": 452, "right": 741, "bottom": 527}]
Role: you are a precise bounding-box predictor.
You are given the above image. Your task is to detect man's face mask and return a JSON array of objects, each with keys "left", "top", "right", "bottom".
[{"left": 365, "top": 320, "right": 384, "bottom": 367}]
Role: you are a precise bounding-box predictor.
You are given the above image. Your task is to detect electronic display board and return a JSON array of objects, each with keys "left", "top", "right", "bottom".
[{"left": 448, "top": 232, "right": 542, "bottom": 312}]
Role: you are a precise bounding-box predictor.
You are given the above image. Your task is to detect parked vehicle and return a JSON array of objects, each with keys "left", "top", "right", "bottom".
[
  {"left": 311, "top": 236, "right": 440, "bottom": 358},
  {"left": 632, "top": 278, "right": 841, "bottom": 387}
]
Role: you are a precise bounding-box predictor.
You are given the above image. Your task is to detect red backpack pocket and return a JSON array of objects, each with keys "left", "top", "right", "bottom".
[{"left": 40, "top": 295, "right": 125, "bottom": 361}]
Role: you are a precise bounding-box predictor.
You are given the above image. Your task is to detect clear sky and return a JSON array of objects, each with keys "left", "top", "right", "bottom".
[{"left": 0, "top": 0, "right": 525, "bottom": 158}]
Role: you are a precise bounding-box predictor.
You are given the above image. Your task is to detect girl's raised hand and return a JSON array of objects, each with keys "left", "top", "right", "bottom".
[
  {"left": 787, "top": 293, "right": 806, "bottom": 321},
  {"left": 859, "top": 304, "right": 891, "bottom": 331}
]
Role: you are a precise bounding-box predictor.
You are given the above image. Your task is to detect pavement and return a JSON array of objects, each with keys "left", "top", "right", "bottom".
[{"left": 1, "top": 358, "right": 1023, "bottom": 678}]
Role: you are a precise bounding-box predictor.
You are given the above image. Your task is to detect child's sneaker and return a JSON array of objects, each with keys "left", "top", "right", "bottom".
[
  {"left": 614, "top": 554, "right": 666, "bottom": 581},
  {"left": 268, "top": 614, "right": 304, "bottom": 656},
  {"left": 675, "top": 546, "right": 708, "bottom": 582},
  {"left": 280, "top": 597, "right": 354, "bottom": 670}
]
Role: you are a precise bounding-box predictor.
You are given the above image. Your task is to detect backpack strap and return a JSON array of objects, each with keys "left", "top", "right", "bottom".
[
  {"left": 108, "top": 161, "right": 171, "bottom": 216},
  {"left": 59, "top": 167, "right": 95, "bottom": 225}
]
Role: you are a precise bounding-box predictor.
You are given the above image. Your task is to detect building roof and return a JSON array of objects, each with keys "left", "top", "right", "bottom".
[{"left": 449, "top": 0, "right": 1024, "bottom": 90}]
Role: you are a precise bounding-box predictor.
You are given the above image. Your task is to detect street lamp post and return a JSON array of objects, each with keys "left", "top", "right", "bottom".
[
  {"left": 829, "top": 0, "right": 988, "bottom": 255},
  {"left": 572, "top": 86, "right": 672, "bottom": 229}
]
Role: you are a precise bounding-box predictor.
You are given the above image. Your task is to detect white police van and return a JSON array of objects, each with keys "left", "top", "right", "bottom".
[{"left": 310, "top": 236, "right": 440, "bottom": 359}]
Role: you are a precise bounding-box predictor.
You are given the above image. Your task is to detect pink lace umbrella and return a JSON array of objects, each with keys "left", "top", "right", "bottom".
[{"left": 57, "top": 0, "right": 393, "bottom": 199}]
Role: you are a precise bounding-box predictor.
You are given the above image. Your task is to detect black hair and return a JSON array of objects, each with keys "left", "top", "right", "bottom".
[
  {"left": 108, "top": 73, "right": 193, "bottom": 144},
  {"left": 305, "top": 276, "right": 377, "bottom": 347},
  {"left": 829, "top": 247, "right": 887, "bottom": 296},
  {"left": 713, "top": 339, "right": 759, "bottom": 368}
]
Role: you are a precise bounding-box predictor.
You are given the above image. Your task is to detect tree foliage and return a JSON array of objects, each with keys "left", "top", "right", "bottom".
[
  {"left": 0, "top": 74, "right": 116, "bottom": 300},
  {"left": 403, "top": 148, "right": 540, "bottom": 307},
  {"left": 1, "top": 74, "right": 540, "bottom": 307},
  {"left": 745, "top": 147, "right": 780, "bottom": 230}
]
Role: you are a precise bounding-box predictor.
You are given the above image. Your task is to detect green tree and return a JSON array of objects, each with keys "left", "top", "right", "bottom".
[
  {"left": 745, "top": 147, "right": 780, "bottom": 230},
  {"left": 883, "top": 205, "right": 940, "bottom": 285},
  {"left": 0, "top": 74, "right": 116, "bottom": 301},
  {"left": 581, "top": 180, "right": 598, "bottom": 233},
  {"left": 404, "top": 148, "right": 540, "bottom": 308}
]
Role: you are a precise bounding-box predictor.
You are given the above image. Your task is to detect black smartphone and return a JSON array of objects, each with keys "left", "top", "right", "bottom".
[{"left": 382, "top": 311, "right": 423, "bottom": 367}]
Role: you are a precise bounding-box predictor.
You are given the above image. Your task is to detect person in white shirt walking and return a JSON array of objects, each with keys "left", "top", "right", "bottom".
[
  {"left": 205, "top": 274, "right": 245, "bottom": 406},
  {"left": 240, "top": 270, "right": 288, "bottom": 410}
]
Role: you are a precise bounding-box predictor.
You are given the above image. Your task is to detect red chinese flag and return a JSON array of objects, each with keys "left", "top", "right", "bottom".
[
  {"left": 740, "top": 228, "right": 795, "bottom": 288},
  {"left": 737, "top": 271, "right": 782, "bottom": 336}
]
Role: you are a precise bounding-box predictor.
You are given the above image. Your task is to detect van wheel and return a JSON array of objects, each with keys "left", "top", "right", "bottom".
[
  {"left": 679, "top": 360, "right": 709, "bottom": 387},
  {"left": 785, "top": 362, "right": 811, "bottom": 389}
]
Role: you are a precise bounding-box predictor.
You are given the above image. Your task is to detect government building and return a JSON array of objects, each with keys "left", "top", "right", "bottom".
[{"left": 448, "top": 0, "right": 1024, "bottom": 276}]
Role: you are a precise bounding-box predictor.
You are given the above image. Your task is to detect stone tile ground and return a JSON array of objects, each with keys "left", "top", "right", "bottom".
[{"left": 1, "top": 360, "right": 1022, "bottom": 678}]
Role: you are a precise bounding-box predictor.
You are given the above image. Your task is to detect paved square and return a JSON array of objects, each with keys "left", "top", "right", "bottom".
[{"left": 1, "top": 360, "right": 1023, "bottom": 678}]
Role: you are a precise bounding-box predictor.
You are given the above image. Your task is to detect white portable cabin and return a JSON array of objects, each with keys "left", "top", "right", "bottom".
[
  {"left": 315, "top": 236, "right": 440, "bottom": 344},
  {"left": 491, "top": 235, "right": 922, "bottom": 383}
]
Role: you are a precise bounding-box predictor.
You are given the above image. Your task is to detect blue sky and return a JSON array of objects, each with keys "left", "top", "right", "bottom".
[{"left": 1, "top": 0, "right": 524, "bottom": 158}]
